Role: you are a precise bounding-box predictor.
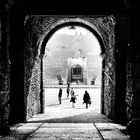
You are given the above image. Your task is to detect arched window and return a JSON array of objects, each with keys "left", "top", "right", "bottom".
[{"left": 71, "top": 64, "right": 83, "bottom": 81}]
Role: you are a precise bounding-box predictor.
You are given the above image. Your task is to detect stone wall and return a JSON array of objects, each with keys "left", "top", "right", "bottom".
[
  {"left": 125, "top": 15, "right": 140, "bottom": 122},
  {"left": 125, "top": 44, "right": 133, "bottom": 121},
  {"left": 26, "top": 57, "right": 41, "bottom": 119},
  {"left": 0, "top": 4, "right": 11, "bottom": 134},
  {"left": 131, "top": 15, "right": 140, "bottom": 121},
  {"left": 103, "top": 49, "right": 115, "bottom": 119},
  {"left": 24, "top": 21, "right": 42, "bottom": 119},
  {"left": 114, "top": 16, "right": 130, "bottom": 124},
  {"left": 0, "top": 64, "right": 10, "bottom": 134},
  {"left": 9, "top": 4, "right": 25, "bottom": 124},
  {"left": 94, "top": 16, "right": 116, "bottom": 120}
]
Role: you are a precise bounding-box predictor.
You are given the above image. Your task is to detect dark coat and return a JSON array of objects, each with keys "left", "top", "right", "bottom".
[
  {"left": 67, "top": 88, "right": 69, "bottom": 93},
  {"left": 58, "top": 88, "right": 62, "bottom": 98},
  {"left": 70, "top": 95, "right": 76, "bottom": 103},
  {"left": 83, "top": 92, "right": 91, "bottom": 103}
]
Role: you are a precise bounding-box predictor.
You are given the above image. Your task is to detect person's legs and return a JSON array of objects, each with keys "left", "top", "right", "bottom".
[
  {"left": 59, "top": 98, "right": 61, "bottom": 104},
  {"left": 86, "top": 103, "right": 88, "bottom": 108},
  {"left": 72, "top": 102, "right": 74, "bottom": 108}
]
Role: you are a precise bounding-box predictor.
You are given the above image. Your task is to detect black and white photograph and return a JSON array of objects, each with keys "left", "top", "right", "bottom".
[{"left": 0, "top": 0, "right": 138, "bottom": 140}]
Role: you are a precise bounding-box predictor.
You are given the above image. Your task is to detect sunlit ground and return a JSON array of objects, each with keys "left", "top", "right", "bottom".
[
  {"left": 45, "top": 87, "right": 100, "bottom": 111},
  {"left": 28, "top": 86, "right": 104, "bottom": 123}
]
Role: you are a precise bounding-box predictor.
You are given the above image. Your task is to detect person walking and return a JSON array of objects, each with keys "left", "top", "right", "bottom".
[
  {"left": 70, "top": 89, "right": 77, "bottom": 108},
  {"left": 83, "top": 90, "right": 91, "bottom": 108},
  {"left": 66, "top": 82, "right": 70, "bottom": 98},
  {"left": 58, "top": 88, "right": 62, "bottom": 104},
  {"left": 70, "top": 87, "right": 73, "bottom": 97}
]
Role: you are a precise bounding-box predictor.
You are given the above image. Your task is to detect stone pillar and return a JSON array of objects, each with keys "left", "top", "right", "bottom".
[
  {"left": 126, "top": 48, "right": 140, "bottom": 139},
  {"left": 125, "top": 13, "right": 140, "bottom": 138},
  {"left": 0, "top": 62, "right": 10, "bottom": 134},
  {"left": 125, "top": 43, "right": 133, "bottom": 122},
  {"left": 0, "top": 2, "right": 11, "bottom": 134}
]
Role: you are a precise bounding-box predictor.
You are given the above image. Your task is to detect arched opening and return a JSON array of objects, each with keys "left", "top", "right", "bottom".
[
  {"left": 24, "top": 15, "right": 116, "bottom": 123},
  {"left": 42, "top": 25, "right": 103, "bottom": 121}
]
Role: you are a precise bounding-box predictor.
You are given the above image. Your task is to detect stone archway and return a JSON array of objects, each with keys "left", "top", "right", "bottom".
[{"left": 24, "top": 15, "right": 116, "bottom": 121}]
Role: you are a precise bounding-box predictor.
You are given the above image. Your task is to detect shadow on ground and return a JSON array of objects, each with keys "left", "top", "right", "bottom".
[{"left": 27, "top": 111, "right": 113, "bottom": 123}]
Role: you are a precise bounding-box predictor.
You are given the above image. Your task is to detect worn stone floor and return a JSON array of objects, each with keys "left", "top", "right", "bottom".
[
  {"left": 0, "top": 106, "right": 130, "bottom": 140},
  {"left": 0, "top": 87, "right": 130, "bottom": 139},
  {"left": 0, "top": 122, "right": 130, "bottom": 140}
]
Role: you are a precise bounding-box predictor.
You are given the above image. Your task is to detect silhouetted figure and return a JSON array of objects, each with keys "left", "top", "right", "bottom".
[
  {"left": 67, "top": 82, "right": 70, "bottom": 98},
  {"left": 70, "top": 87, "right": 74, "bottom": 97},
  {"left": 70, "top": 89, "right": 76, "bottom": 108},
  {"left": 83, "top": 90, "right": 91, "bottom": 108},
  {"left": 58, "top": 88, "right": 62, "bottom": 104}
]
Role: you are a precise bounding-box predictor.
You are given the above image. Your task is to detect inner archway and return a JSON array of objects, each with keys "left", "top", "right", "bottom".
[{"left": 43, "top": 25, "right": 102, "bottom": 116}]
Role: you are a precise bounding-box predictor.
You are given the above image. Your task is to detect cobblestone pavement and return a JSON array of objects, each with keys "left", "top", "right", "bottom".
[{"left": 0, "top": 87, "right": 130, "bottom": 139}]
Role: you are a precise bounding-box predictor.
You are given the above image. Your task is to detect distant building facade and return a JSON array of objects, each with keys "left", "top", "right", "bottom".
[{"left": 67, "top": 57, "right": 87, "bottom": 84}]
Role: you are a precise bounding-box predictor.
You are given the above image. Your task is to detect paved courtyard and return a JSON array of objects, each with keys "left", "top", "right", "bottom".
[
  {"left": 0, "top": 86, "right": 130, "bottom": 139},
  {"left": 28, "top": 87, "right": 109, "bottom": 123},
  {"left": 45, "top": 87, "right": 101, "bottom": 112}
]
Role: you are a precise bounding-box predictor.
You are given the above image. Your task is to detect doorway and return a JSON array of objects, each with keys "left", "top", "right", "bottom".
[
  {"left": 24, "top": 15, "right": 116, "bottom": 122},
  {"left": 43, "top": 25, "right": 102, "bottom": 121}
]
